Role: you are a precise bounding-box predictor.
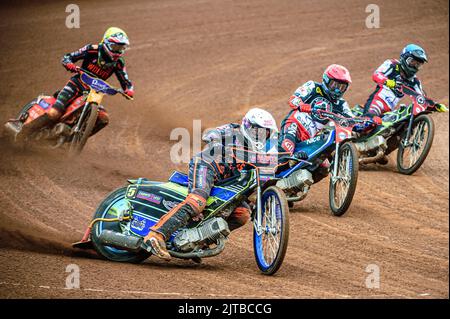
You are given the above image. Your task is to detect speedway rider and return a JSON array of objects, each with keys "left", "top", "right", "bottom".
[
  {"left": 16, "top": 27, "right": 134, "bottom": 136},
  {"left": 278, "top": 64, "right": 376, "bottom": 182},
  {"left": 143, "top": 108, "right": 307, "bottom": 261},
  {"left": 363, "top": 44, "right": 447, "bottom": 117}
]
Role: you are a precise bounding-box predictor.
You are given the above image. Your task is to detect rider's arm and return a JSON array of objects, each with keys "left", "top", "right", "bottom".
[
  {"left": 372, "top": 59, "right": 396, "bottom": 87},
  {"left": 339, "top": 100, "right": 354, "bottom": 118},
  {"left": 61, "top": 44, "right": 95, "bottom": 70},
  {"left": 114, "top": 59, "right": 134, "bottom": 92},
  {"left": 413, "top": 78, "right": 427, "bottom": 96},
  {"left": 202, "top": 124, "right": 236, "bottom": 144},
  {"left": 288, "top": 81, "right": 314, "bottom": 112}
]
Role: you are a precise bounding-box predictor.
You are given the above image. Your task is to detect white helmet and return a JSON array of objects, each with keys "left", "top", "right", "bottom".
[{"left": 240, "top": 107, "right": 279, "bottom": 151}]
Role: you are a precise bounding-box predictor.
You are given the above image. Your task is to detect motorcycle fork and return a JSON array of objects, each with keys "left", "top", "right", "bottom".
[
  {"left": 254, "top": 170, "right": 263, "bottom": 236},
  {"left": 73, "top": 102, "right": 93, "bottom": 134},
  {"left": 72, "top": 90, "right": 103, "bottom": 134},
  {"left": 331, "top": 142, "right": 340, "bottom": 184},
  {"left": 402, "top": 113, "right": 415, "bottom": 147}
]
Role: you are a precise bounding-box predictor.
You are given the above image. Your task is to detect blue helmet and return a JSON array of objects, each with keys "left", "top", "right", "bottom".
[{"left": 400, "top": 44, "right": 428, "bottom": 78}]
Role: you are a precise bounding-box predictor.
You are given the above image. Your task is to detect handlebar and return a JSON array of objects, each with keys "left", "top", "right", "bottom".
[
  {"left": 77, "top": 68, "right": 134, "bottom": 100},
  {"left": 313, "top": 109, "right": 379, "bottom": 128}
]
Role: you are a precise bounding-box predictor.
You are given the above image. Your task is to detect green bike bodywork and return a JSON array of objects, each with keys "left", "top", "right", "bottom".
[
  {"left": 123, "top": 171, "right": 257, "bottom": 239},
  {"left": 352, "top": 104, "right": 412, "bottom": 143}
]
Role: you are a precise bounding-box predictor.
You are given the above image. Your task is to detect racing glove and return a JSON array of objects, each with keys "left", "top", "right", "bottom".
[
  {"left": 435, "top": 103, "right": 448, "bottom": 112},
  {"left": 386, "top": 78, "right": 403, "bottom": 92},
  {"left": 385, "top": 79, "right": 396, "bottom": 89},
  {"left": 298, "top": 104, "right": 312, "bottom": 113},
  {"left": 293, "top": 150, "right": 308, "bottom": 160},
  {"left": 65, "top": 63, "right": 79, "bottom": 73}
]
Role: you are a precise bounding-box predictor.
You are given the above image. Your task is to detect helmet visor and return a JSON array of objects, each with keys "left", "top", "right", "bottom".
[
  {"left": 326, "top": 79, "right": 349, "bottom": 100},
  {"left": 247, "top": 125, "right": 273, "bottom": 142},
  {"left": 108, "top": 42, "right": 128, "bottom": 53},
  {"left": 406, "top": 56, "right": 424, "bottom": 70},
  {"left": 328, "top": 79, "right": 349, "bottom": 93}
]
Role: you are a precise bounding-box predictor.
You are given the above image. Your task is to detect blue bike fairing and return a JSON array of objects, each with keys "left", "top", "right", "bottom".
[
  {"left": 38, "top": 99, "right": 51, "bottom": 109},
  {"left": 276, "top": 130, "right": 335, "bottom": 178},
  {"left": 168, "top": 171, "right": 237, "bottom": 201},
  {"left": 168, "top": 171, "right": 189, "bottom": 186},
  {"left": 81, "top": 73, "right": 117, "bottom": 95},
  {"left": 210, "top": 187, "right": 237, "bottom": 201}
]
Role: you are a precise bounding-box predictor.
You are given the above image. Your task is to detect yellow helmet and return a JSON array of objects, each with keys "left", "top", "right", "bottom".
[{"left": 99, "top": 27, "right": 129, "bottom": 64}]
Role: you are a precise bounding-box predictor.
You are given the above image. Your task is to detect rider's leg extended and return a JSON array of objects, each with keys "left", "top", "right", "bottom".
[
  {"left": 21, "top": 80, "right": 82, "bottom": 135},
  {"left": 143, "top": 158, "right": 214, "bottom": 260}
]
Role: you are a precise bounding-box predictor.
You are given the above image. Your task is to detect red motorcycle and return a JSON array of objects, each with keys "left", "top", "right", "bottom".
[{"left": 4, "top": 69, "right": 132, "bottom": 154}]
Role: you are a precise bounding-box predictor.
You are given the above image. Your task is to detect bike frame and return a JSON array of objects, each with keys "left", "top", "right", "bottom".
[
  {"left": 400, "top": 86, "right": 435, "bottom": 148},
  {"left": 312, "top": 111, "right": 371, "bottom": 183},
  {"left": 228, "top": 148, "right": 289, "bottom": 236},
  {"left": 71, "top": 71, "right": 120, "bottom": 135}
]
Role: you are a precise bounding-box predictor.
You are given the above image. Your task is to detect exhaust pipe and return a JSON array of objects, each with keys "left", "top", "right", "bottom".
[
  {"left": 98, "top": 230, "right": 143, "bottom": 252},
  {"left": 359, "top": 149, "right": 386, "bottom": 165}
]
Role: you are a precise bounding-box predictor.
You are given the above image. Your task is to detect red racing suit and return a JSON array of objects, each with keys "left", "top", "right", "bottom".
[
  {"left": 52, "top": 43, "right": 134, "bottom": 128},
  {"left": 363, "top": 59, "right": 424, "bottom": 116},
  {"left": 279, "top": 80, "right": 353, "bottom": 154}
]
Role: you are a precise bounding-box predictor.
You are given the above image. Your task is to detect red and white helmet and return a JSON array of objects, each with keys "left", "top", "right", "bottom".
[{"left": 322, "top": 64, "right": 352, "bottom": 101}]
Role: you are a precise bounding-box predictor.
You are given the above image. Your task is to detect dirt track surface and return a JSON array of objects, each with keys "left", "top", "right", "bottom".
[{"left": 0, "top": 0, "right": 448, "bottom": 298}]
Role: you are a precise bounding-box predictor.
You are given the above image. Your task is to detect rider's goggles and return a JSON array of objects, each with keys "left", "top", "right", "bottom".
[
  {"left": 108, "top": 42, "right": 128, "bottom": 54},
  {"left": 327, "top": 79, "right": 349, "bottom": 94},
  {"left": 406, "top": 56, "right": 424, "bottom": 70},
  {"left": 248, "top": 125, "right": 274, "bottom": 142}
]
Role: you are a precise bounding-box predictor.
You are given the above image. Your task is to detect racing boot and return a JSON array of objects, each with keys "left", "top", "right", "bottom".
[{"left": 142, "top": 193, "right": 207, "bottom": 261}]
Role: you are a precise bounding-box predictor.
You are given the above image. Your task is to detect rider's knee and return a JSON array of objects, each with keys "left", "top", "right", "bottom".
[
  {"left": 185, "top": 193, "right": 207, "bottom": 216},
  {"left": 47, "top": 107, "right": 62, "bottom": 121},
  {"left": 228, "top": 204, "right": 251, "bottom": 231},
  {"left": 233, "top": 206, "right": 251, "bottom": 224}
]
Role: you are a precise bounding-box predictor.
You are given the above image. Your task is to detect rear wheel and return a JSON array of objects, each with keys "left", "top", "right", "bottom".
[
  {"left": 253, "top": 186, "right": 289, "bottom": 275},
  {"left": 68, "top": 103, "right": 98, "bottom": 155},
  {"left": 90, "top": 186, "right": 150, "bottom": 263},
  {"left": 329, "top": 142, "right": 359, "bottom": 216},
  {"left": 397, "top": 114, "right": 434, "bottom": 175}
]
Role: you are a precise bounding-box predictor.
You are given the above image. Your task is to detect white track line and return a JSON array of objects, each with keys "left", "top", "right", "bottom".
[
  {"left": 0, "top": 281, "right": 289, "bottom": 298},
  {"left": 0, "top": 281, "right": 417, "bottom": 298}
]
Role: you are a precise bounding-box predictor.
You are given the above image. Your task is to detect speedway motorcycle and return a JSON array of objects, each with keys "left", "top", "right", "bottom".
[
  {"left": 352, "top": 85, "right": 447, "bottom": 175},
  {"left": 73, "top": 149, "right": 299, "bottom": 275},
  {"left": 276, "top": 110, "right": 378, "bottom": 216},
  {"left": 4, "top": 69, "right": 132, "bottom": 155}
]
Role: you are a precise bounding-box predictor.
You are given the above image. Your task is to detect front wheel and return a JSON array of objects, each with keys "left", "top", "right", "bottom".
[
  {"left": 68, "top": 103, "right": 99, "bottom": 155},
  {"left": 253, "top": 186, "right": 289, "bottom": 275},
  {"left": 329, "top": 142, "right": 359, "bottom": 216},
  {"left": 397, "top": 114, "right": 435, "bottom": 175},
  {"left": 90, "top": 186, "right": 150, "bottom": 263}
]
